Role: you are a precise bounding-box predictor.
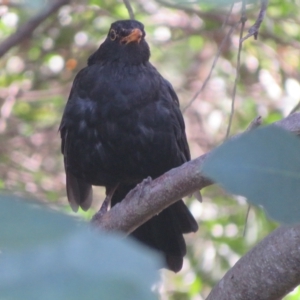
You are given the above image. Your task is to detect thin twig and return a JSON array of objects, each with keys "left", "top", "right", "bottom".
[
  {"left": 237, "top": 116, "right": 261, "bottom": 237},
  {"left": 242, "top": 205, "right": 251, "bottom": 237},
  {"left": 225, "top": 1, "right": 247, "bottom": 139},
  {"left": 241, "top": 0, "right": 268, "bottom": 42},
  {"left": 231, "top": 116, "right": 262, "bottom": 141},
  {"left": 183, "top": 21, "right": 240, "bottom": 113},
  {"left": 123, "top": 0, "right": 135, "bottom": 20},
  {"left": 0, "top": 0, "right": 70, "bottom": 58},
  {"left": 222, "top": 3, "right": 235, "bottom": 28},
  {"left": 243, "top": 109, "right": 262, "bottom": 237},
  {"left": 246, "top": 116, "right": 262, "bottom": 131},
  {"left": 157, "top": 0, "right": 239, "bottom": 29}
]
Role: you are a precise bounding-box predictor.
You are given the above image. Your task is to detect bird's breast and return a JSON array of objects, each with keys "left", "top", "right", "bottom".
[{"left": 64, "top": 62, "right": 181, "bottom": 184}]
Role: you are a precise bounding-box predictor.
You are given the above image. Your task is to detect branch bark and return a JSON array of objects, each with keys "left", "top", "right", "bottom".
[
  {"left": 206, "top": 224, "right": 300, "bottom": 300},
  {"left": 92, "top": 155, "right": 212, "bottom": 233},
  {"left": 0, "top": 0, "right": 70, "bottom": 58}
]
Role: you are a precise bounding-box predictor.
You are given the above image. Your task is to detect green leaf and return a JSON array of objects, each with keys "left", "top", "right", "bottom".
[
  {"left": 0, "top": 231, "right": 161, "bottom": 300},
  {"left": 201, "top": 126, "right": 300, "bottom": 224},
  {"left": 0, "top": 195, "right": 162, "bottom": 299},
  {"left": 0, "top": 195, "right": 81, "bottom": 249}
]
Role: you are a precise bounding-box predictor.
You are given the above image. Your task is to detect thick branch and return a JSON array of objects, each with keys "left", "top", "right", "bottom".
[
  {"left": 92, "top": 156, "right": 212, "bottom": 233},
  {"left": 92, "top": 113, "right": 300, "bottom": 234},
  {"left": 0, "top": 0, "right": 70, "bottom": 58},
  {"left": 206, "top": 224, "right": 300, "bottom": 300}
]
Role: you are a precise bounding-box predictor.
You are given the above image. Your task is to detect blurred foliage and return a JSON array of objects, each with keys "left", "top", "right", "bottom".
[
  {"left": 202, "top": 126, "right": 300, "bottom": 223},
  {"left": 0, "top": 195, "right": 161, "bottom": 300},
  {"left": 0, "top": 0, "right": 300, "bottom": 299}
]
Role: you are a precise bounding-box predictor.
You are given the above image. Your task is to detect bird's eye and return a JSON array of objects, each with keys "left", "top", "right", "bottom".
[{"left": 110, "top": 29, "right": 117, "bottom": 41}]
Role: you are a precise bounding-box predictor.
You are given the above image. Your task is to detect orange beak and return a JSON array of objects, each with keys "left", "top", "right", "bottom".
[{"left": 121, "top": 28, "right": 143, "bottom": 44}]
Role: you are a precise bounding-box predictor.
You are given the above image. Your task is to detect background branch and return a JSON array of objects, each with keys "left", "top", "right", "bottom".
[
  {"left": 241, "top": 0, "right": 268, "bottom": 42},
  {"left": 123, "top": 0, "right": 135, "bottom": 20},
  {"left": 206, "top": 224, "right": 300, "bottom": 300},
  {"left": 0, "top": 0, "right": 70, "bottom": 58},
  {"left": 225, "top": 3, "right": 247, "bottom": 139},
  {"left": 182, "top": 21, "right": 240, "bottom": 113}
]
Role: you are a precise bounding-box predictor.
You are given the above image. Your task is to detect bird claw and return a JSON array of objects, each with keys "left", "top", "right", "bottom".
[
  {"left": 92, "top": 184, "right": 119, "bottom": 221},
  {"left": 137, "top": 176, "right": 152, "bottom": 197},
  {"left": 125, "top": 177, "right": 152, "bottom": 202},
  {"left": 91, "top": 195, "right": 110, "bottom": 222},
  {"left": 193, "top": 190, "right": 203, "bottom": 202},
  {"left": 140, "top": 176, "right": 152, "bottom": 185},
  {"left": 99, "top": 195, "right": 110, "bottom": 214}
]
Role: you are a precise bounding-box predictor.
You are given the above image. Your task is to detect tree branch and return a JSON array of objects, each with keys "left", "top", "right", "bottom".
[
  {"left": 92, "top": 113, "right": 300, "bottom": 234},
  {"left": 241, "top": 0, "right": 268, "bottom": 42},
  {"left": 206, "top": 224, "right": 300, "bottom": 300},
  {"left": 92, "top": 156, "right": 212, "bottom": 233},
  {"left": 225, "top": 2, "right": 247, "bottom": 139},
  {"left": 182, "top": 21, "right": 240, "bottom": 113},
  {"left": 0, "top": 0, "right": 70, "bottom": 58},
  {"left": 123, "top": 0, "right": 135, "bottom": 20}
]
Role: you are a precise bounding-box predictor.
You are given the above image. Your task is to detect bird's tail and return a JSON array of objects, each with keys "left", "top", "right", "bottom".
[{"left": 111, "top": 183, "right": 198, "bottom": 272}]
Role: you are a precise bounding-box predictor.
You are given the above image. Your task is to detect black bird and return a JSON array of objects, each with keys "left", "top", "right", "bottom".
[{"left": 59, "top": 20, "right": 198, "bottom": 272}]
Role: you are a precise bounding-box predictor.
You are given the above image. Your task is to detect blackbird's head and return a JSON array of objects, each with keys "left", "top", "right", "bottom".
[{"left": 88, "top": 20, "right": 150, "bottom": 65}]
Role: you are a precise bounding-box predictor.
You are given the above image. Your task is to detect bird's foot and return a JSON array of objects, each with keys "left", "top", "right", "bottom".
[
  {"left": 98, "top": 196, "right": 110, "bottom": 215},
  {"left": 128, "top": 176, "right": 152, "bottom": 200},
  {"left": 193, "top": 190, "right": 203, "bottom": 202},
  {"left": 91, "top": 184, "right": 119, "bottom": 224}
]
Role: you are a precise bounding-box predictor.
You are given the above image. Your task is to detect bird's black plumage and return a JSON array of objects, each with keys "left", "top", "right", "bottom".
[{"left": 60, "top": 20, "right": 198, "bottom": 272}]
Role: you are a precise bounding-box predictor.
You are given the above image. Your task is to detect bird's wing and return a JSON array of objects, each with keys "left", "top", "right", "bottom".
[
  {"left": 165, "top": 79, "right": 203, "bottom": 202},
  {"left": 164, "top": 79, "right": 191, "bottom": 163},
  {"left": 61, "top": 129, "right": 93, "bottom": 212},
  {"left": 59, "top": 71, "right": 93, "bottom": 212}
]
